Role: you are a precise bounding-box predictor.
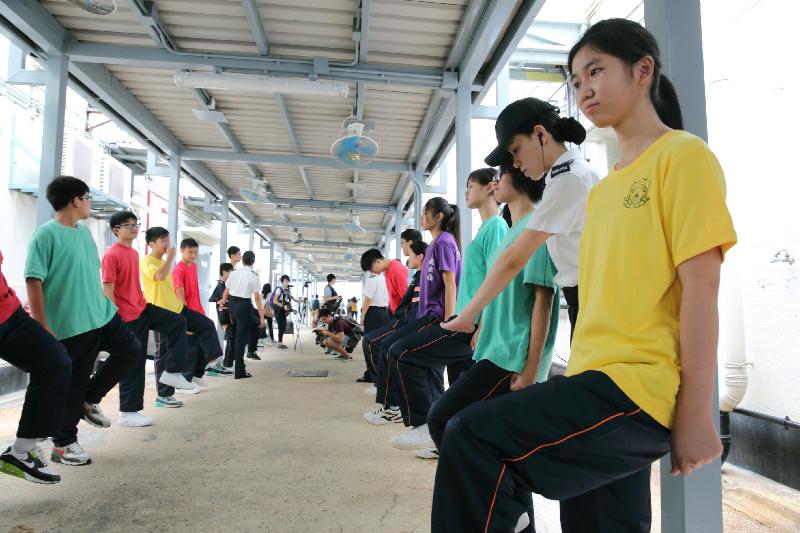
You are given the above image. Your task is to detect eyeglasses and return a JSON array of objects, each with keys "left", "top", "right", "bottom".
[
  {"left": 115, "top": 222, "right": 141, "bottom": 230},
  {"left": 78, "top": 194, "right": 93, "bottom": 202}
]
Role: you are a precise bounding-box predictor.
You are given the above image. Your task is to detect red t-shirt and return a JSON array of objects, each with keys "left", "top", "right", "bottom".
[
  {"left": 172, "top": 261, "right": 203, "bottom": 314},
  {"left": 101, "top": 243, "right": 148, "bottom": 322},
  {"left": 384, "top": 259, "right": 409, "bottom": 314},
  {"left": 0, "top": 250, "right": 21, "bottom": 323}
]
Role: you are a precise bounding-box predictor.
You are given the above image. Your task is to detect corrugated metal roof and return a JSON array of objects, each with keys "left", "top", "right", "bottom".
[{"left": 27, "top": 0, "right": 530, "bottom": 277}]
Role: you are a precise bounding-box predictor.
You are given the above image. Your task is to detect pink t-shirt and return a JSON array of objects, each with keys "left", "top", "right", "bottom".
[
  {"left": 384, "top": 259, "right": 409, "bottom": 314},
  {"left": 0, "top": 250, "right": 21, "bottom": 323},
  {"left": 101, "top": 243, "right": 147, "bottom": 322},
  {"left": 172, "top": 261, "right": 203, "bottom": 314}
]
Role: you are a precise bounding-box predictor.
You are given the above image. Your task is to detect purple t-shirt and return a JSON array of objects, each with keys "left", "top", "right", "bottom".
[{"left": 419, "top": 231, "right": 462, "bottom": 320}]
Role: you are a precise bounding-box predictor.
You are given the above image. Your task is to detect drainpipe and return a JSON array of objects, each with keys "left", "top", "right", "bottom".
[{"left": 718, "top": 252, "right": 751, "bottom": 463}]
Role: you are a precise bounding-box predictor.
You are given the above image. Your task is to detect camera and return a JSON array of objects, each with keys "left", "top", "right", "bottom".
[{"left": 313, "top": 328, "right": 325, "bottom": 346}]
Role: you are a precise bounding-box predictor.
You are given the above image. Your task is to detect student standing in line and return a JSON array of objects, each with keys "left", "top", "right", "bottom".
[
  {"left": 359, "top": 265, "right": 391, "bottom": 334},
  {"left": 400, "top": 229, "right": 423, "bottom": 284},
  {"left": 220, "top": 251, "right": 263, "bottom": 379},
  {"left": 364, "top": 198, "right": 462, "bottom": 441},
  {"left": 359, "top": 241, "right": 426, "bottom": 392},
  {"left": 208, "top": 263, "right": 235, "bottom": 375},
  {"left": 360, "top": 248, "right": 409, "bottom": 318},
  {"left": 444, "top": 97, "right": 598, "bottom": 340},
  {"left": 25, "top": 176, "right": 140, "bottom": 466},
  {"left": 0, "top": 249, "right": 71, "bottom": 483},
  {"left": 172, "top": 238, "right": 221, "bottom": 386},
  {"left": 102, "top": 211, "right": 193, "bottom": 421},
  {"left": 422, "top": 166, "right": 558, "bottom": 531},
  {"left": 433, "top": 19, "right": 737, "bottom": 532},
  {"left": 389, "top": 171, "right": 506, "bottom": 451},
  {"left": 142, "top": 227, "right": 222, "bottom": 397}
]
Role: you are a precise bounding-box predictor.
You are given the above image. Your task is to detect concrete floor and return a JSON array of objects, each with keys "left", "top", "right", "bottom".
[{"left": 0, "top": 327, "right": 794, "bottom": 532}]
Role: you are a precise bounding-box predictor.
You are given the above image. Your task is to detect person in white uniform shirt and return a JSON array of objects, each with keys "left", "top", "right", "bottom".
[
  {"left": 220, "top": 251, "right": 263, "bottom": 379},
  {"left": 361, "top": 271, "right": 390, "bottom": 331},
  {"left": 443, "top": 97, "right": 599, "bottom": 339}
]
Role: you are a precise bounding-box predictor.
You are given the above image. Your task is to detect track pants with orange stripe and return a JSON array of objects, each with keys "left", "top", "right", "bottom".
[
  {"left": 431, "top": 370, "right": 670, "bottom": 533},
  {"left": 388, "top": 318, "right": 474, "bottom": 427},
  {"left": 375, "top": 315, "right": 445, "bottom": 409}
]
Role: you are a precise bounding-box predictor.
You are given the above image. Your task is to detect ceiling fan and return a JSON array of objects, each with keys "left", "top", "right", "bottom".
[
  {"left": 67, "top": 0, "right": 116, "bottom": 15},
  {"left": 239, "top": 178, "right": 272, "bottom": 204}
]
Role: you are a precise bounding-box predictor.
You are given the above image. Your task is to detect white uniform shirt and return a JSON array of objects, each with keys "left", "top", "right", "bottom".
[
  {"left": 526, "top": 147, "right": 600, "bottom": 288},
  {"left": 363, "top": 273, "right": 390, "bottom": 307},
  {"left": 226, "top": 265, "right": 261, "bottom": 299}
]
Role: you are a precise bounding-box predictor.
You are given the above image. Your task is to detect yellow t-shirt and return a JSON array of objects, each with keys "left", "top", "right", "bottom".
[
  {"left": 567, "top": 130, "right": 737, "bottom": 429},
  {"left": 140, "top": 255, "right": 184, "bottom": 314}
]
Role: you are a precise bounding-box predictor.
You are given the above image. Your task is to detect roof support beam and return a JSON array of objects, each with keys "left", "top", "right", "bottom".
[
  {"left": 182, "top": 149, "right": 411, "bottom": 174},
  {"left": 232, "top": 194, "right": 391, "bottom": 213},
  {"left": 60, "top": 42, "right": 448, "bottom": 89},
  {"left": 241, "top": 0, "right": 269, "bottom": 56},
  {"left": 357, "top": 0, "right": 371, "bottom": 64},
  {"left": 258, "top": 220, "right": 384, "bottom": 233}
]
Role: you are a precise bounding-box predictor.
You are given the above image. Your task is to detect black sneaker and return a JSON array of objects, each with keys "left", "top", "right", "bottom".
[
  {"left": 356, "top": 374, "right": 374, "bottom": 383},
  {"left": 0, "top": 446, "right": 60, "bottom": 484},
  {"left": 247, "top": 353, "right": 262, "bottom": 360}
]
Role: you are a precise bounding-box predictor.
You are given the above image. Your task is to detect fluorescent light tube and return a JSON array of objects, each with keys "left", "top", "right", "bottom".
[{"left": 174, "top": 71, "right": 349, "bottom": 98}]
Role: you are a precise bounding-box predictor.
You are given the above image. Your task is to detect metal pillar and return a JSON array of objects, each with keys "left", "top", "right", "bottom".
[
  {"left": 413, "top": 170, "right": 423, "bottom": 232},
  {"left": 455, "top": 82, "right": 472, "bottom": 247},
  {"left": 384, "top": 227, "right": 391, "bottom": 256},
  {"left": 643, "top": 1, "right": 722, "bottom": 532},
  {"left": 248, "top": 224, "right": 255, "bottom": 251},
  {"left": 220, "top": 198, "right": 229, "bottom": 261},
  {"left": 395, "top": 206, "right": 402, "bottom": 259},
  {"left": 167, "top": 155, "right": 181, "bottom": 245},
  {"left": 268, "top": 240, "right": 274, "bottom": 289},
  {"left": 36, "top": 53, "right": 69, "bottom": 225}
]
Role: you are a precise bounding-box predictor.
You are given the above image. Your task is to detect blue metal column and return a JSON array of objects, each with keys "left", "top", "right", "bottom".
[
  {"left": 36, "top": 53, "right": 69, "bottom": 225},
  {"left": 643, "top": 1, "right": 722, "bottom": 532},
  {"left": 220, "top": 199, "right": 229, "bottom": 261},
  {"left": 248, "top": 224, "right": 255, "bottom": 251},
  {"left": 455, "top": 82, "right": 472, "bottom": 247},
  {"left": 167, "top": 155, "right": 180, "bottom": 245}
]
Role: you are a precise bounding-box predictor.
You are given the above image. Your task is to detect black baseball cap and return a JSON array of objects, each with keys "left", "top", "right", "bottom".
[{"left": 484, "top": 98, "right": 560, "bottom": 166}]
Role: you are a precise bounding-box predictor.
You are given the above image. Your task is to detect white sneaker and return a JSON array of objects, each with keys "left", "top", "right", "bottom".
[
  {"left": 117, "top": 411, "right": 153, "bottom": 427},
  {"left": 415, "top": 447, "right": 439, "bottom": 460},
  {"left": 363, "top": 407, "right": 403, "bottom": 426},
  {"left": 51, "top": 442, "right": 91, "bottom": 466},
  {"left": 175, "top": 385, "right": 201, "bottom": 395},
  {"left": 391, "top": 423, "right": 435, "bottom": 450},
  {"left": 192, "top": 377, "right": 209, "bottom": 388},
  {"left": 159, "top": 372, "right": 195, "bottom": 390},
  {"left": 364, "top": 385, "right": 378, "bottom": 395}
]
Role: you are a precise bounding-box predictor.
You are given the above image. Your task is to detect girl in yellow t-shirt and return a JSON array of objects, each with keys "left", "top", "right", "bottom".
[{"left": 432, "top": 18, "right": 736, "bottom": 533}]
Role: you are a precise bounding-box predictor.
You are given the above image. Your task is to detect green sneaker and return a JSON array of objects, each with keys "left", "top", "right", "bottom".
[{"left": 155, "top": 396, "right": 183, "bottom": 408}]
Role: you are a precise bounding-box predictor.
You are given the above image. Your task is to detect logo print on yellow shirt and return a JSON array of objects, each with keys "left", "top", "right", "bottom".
[{"left": 623, "top": 177, "right": 651, "bottom": 209}]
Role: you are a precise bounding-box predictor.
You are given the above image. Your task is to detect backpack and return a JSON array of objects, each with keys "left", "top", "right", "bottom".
[{"left": 270, "top": 286, "right": 287, "bottom": 312}]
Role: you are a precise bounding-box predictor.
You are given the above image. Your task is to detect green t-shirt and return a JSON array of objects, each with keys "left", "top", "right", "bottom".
[
  {"left": 25, "top": 219, "right": 117, "bottom": 340},
  {"left": 455, "top": 215, "right": 508, "bottom": 322},
  {"left": 473, "top": 212, "right": 560, "bottom": 379}
]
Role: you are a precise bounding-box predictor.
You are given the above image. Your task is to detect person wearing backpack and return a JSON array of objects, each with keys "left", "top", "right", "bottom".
[
  {"left": 272, "top": 275, "right": 299, "bottom": 349},
  {"left": 317, "top": 309, "right": 361, "bottom": 361}
]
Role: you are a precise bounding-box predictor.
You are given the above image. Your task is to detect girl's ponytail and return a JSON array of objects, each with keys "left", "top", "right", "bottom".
[
  {"left": 554, "top": 116, "right": 587, "bottom": 144},
  {"left": 653, "top": 74, "right": 683, "bottom": 130},
  {"left": 447, "top": 203, "right": 461, "bottom": 252}
]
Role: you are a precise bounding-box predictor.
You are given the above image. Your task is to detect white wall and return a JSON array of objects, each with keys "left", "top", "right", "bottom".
[{"left": 702, "top": 0, "right": 800, "bottom": 420}]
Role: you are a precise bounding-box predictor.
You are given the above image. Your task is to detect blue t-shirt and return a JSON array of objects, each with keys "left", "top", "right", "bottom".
[{"left": 419, "top": 231, "right": 461, "bottom": 321}]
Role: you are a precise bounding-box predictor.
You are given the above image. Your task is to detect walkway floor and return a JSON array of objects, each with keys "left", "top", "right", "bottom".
[{"left": 0, "top": 327, "right": 795, "bottom": 532}]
